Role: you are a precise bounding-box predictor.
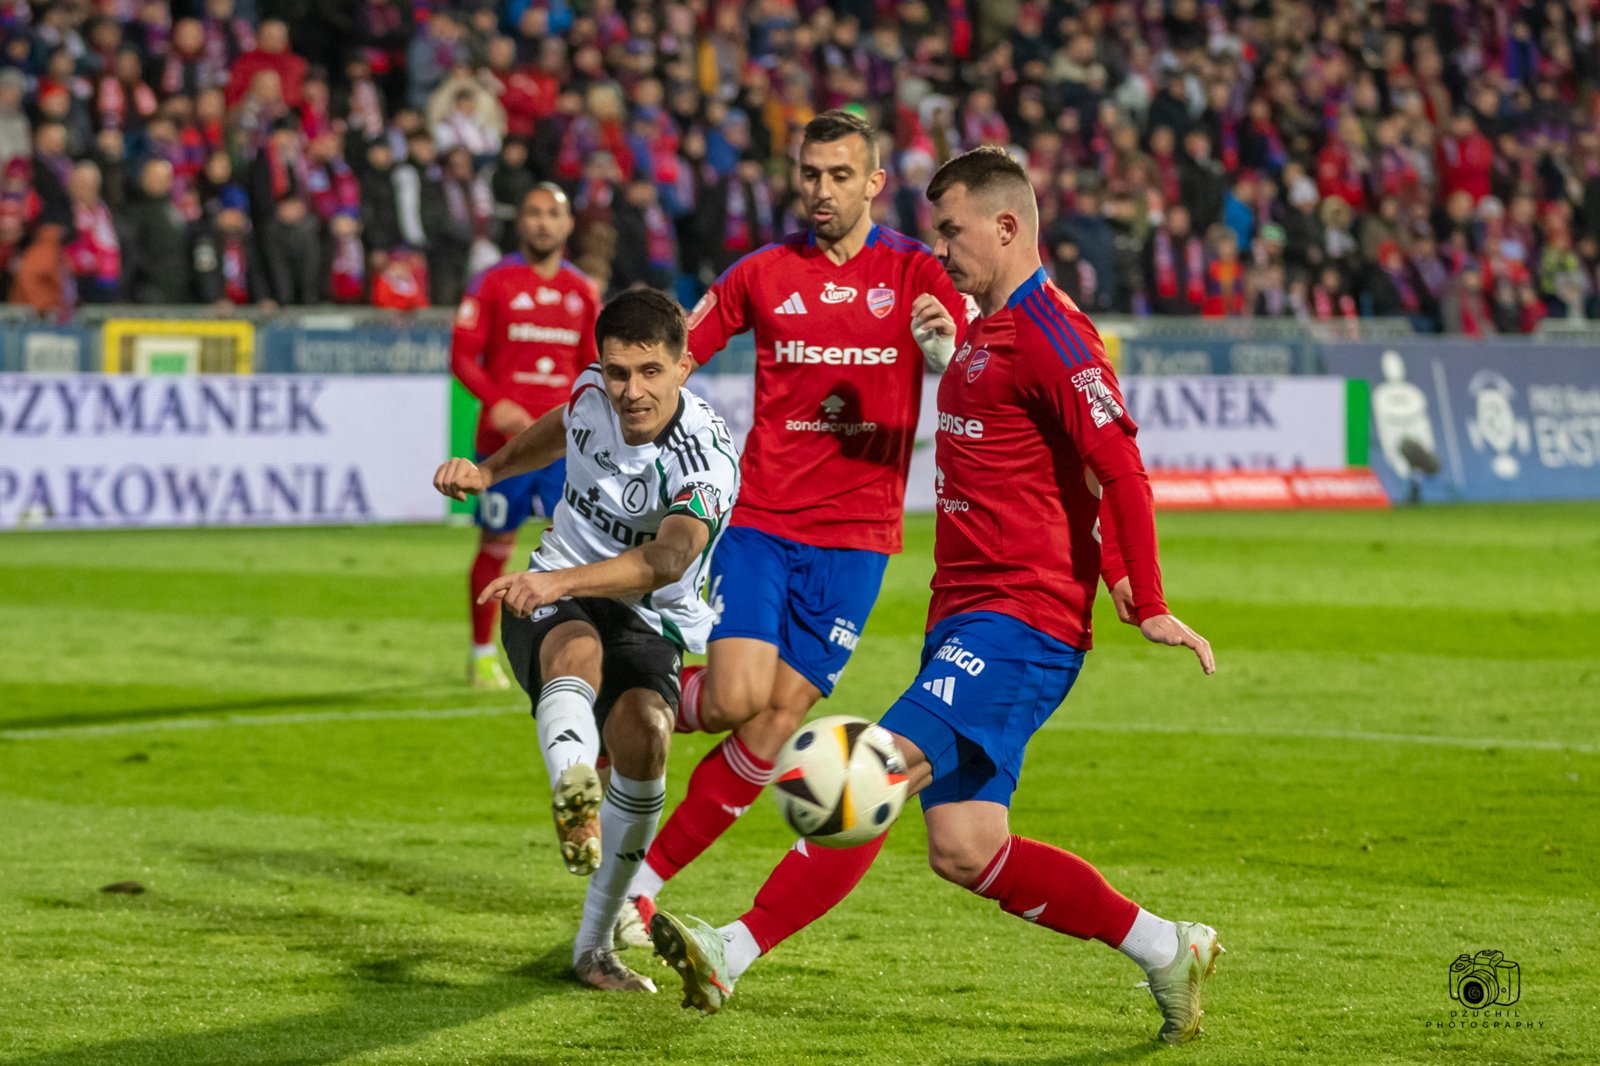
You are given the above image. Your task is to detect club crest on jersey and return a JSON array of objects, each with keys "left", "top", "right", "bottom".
[
  {"left": 621, "top": 475, "right": 650, "bottom": 515},
  {"left": 867, "top": 287, "right": 895, "bottom": 318},
  {"left": 965, "top": 348, "right": 991, "bottom": 383},
  {"left": 565, "top": 291, "right": 584, "bottom": 315},
  {"left": 821, "top": 281, "right": 857, "bottom": 304}
]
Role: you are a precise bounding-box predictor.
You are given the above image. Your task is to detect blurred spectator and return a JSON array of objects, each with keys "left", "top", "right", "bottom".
[
  {"left": 1144, "top": 204, "right": 1204, "bottom": 317},
  {"left": 225, "top": 19, "right": 304, "bottom": 109},
  {"left": 407, "top": 10, "right": 465, "bottom": 112},
  {"left": 326, "top": 209, "right": 365, "bottom": 304},
  {"left": 123, "top": 159, "right": 193, "bottom": 303},
  {"left": 433, "top": 145, "right": 490, "bottom": 306},
  {"left": 371, "top": 246, "right": 429, "bottom": 310},
  {"left": 0, "top": 70, "right": 29, "bottom": 172},
  {"left": 65, "top": 161, "right": 119, "bottom": 303},
  {"left": 430, "top": 84, "right": 503, "bottom": 164},
  {"left": 358, "top": 138, "right": 402, "bottom": 256},
  {"left": 193, "top": 187, "right": 268, "bottom": 307},
  {"left": 260, "top": 195, "right": 320, "bottom": 305}
]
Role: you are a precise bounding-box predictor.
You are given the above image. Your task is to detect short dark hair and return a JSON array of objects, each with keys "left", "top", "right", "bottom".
[
  {"left": 595, "top": 289, "right": 687, "bottom": 358},
  {"left": 522, "top": 182, "right": 571, "bottom": 213},
  {"left": 802, "top": 108, "right": 880, "bottom": 172},
  {"left": 926, "top": 145, "right": 1032, "bottom": 206}
]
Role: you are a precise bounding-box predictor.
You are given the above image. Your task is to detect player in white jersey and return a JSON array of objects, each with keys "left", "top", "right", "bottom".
[{"left": 432, "top": 290, "right": 739, "bottom": 994}]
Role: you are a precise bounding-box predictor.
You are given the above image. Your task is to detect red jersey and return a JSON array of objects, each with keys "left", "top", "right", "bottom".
[
  {"left": 686, "top": 225, "right": 967, "bottom": 554},
  {"left": 929, "top": 268, "right": 1167, "bottom": 650},
  {"left": 451, "top": 255, "right": 600, "bottom": 455}
]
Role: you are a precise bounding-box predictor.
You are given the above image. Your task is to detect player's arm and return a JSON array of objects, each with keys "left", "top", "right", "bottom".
[
  {"left": 1028, "top": 337, "right": 1214, "bottom": 674},
  {"left": 909, "top": 255, "right": 971, "bottom": 371},
  {"left": 481, "top": 513, "right": 710, "bottom": 617},
  {"left": 450, "top": 273, "right": 534, "bottom": 435},
  {"left": 433, "top": 402, "right": 566, "bottom": 501},
  {"left": 1088, "top": 471, "right": 1137, "bottom": 626},
  {"left": 684, "top": 256, "right": 754, "bottom": 372}
]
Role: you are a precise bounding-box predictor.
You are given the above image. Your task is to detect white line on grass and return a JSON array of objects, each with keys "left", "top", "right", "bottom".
[{"left": 1, "top": 706, "right": 1593, "bottom": 755}]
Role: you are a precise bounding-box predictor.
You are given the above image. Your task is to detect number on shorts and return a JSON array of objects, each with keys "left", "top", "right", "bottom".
[{"left": 482, "top": 490, "right": 509, "bottom": 529}]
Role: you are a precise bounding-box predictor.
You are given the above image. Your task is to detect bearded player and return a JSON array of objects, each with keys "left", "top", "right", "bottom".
[
  {"left": 614, "top": 109, "right": 969, "bottom": 944},
  {"left": 648, "top": 146, "right": 1225, "bottom": 1046},
  {"left": 452, "top": 184, "right": 599, "bottom": 689}
]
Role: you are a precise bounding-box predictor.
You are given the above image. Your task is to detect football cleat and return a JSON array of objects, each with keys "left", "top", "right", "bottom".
[
  {"left": 614, "top": 893, "right": 657, "bottom": 950},
  {"left": 470, "top": 655, "right": 511, "bottom": 690},
  {"left": 573, "top": 947, "right": 657, "bottom": 992},
  {"left": 649, "top": 908, "right": 734, "bottom": 1015},
  {"left": 1144, "top": 921, "right": 1225, "bottom": 1044},
  {"left": 552, "top": 764, "right": 603, "bottom": 876}
]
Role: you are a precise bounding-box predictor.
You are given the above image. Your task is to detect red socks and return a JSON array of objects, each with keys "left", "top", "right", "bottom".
[
  {"left": 644, "top": 733, "right": 773, "bottom": 881},
  {"left": 674, "top": 664, "right": 707, "bottom": 733},
  {"left": 970, "top": 835, "right": 1139, "bottom": 945},
  {"left": 739, "top": 834, "right": 886, "bottom": 952},
  {"left": 470, "top": 541, "right": 515, "bottom": 645}
]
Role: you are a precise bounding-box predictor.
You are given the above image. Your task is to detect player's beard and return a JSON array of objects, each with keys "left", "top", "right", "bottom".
[
  {"left": 522, "top": 234, "right": 565, "bottom": 263},
  {"left": 811, "top": 202, "right": 863, "bottom": 243}
]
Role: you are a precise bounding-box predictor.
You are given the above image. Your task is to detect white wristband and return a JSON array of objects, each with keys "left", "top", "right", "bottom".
[{"left": 916, "top": 326, "right": 955, "bottom": 371}]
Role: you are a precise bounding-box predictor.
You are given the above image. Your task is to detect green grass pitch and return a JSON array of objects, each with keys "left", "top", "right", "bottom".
[{"left": 1, "top": 506, "right": 1596, "bottom": 1065}]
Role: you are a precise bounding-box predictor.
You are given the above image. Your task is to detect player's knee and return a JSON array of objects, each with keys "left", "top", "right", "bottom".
[
  {"left": 605, "top": 699, "right": 673, "bottom": 777},
  {"left": 927, "top": 841, "right": 990, "bottom": 886}
]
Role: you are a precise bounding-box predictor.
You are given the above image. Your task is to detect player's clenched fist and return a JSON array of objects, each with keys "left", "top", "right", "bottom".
[
  {"left": 478, "top": 570, "right": 565, "bottom": 618},
  {"left": 434, "top": 458, "right": 490, "bottom": 501},
  {"left": 910, "top": 293, "right": 958, "bottom": 370}
]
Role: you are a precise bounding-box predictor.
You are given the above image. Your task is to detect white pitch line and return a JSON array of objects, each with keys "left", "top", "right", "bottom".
[{"left": 0, "top": 705, "right": 1593, "bottom": 755}]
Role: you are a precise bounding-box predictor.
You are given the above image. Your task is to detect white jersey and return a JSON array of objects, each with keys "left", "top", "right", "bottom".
[{"left": 531, "top": 364, "right": 740, "bottom": 652}]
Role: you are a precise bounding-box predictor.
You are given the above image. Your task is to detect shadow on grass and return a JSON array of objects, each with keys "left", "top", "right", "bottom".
[
  {"left": 1, "top": 685, "right": 494, "bottom": 732},
  {"left": 11, "top": 846, "right": 577, "bottom": 1066}
]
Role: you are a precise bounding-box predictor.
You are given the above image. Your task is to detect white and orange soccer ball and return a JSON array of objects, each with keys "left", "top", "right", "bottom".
[{"left": 772, "top": 715, "right": 909, "bottom": 847}]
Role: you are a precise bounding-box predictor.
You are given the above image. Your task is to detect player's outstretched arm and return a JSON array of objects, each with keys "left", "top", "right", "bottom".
[
  {"left": 432, "top": 403, "right": 566, "bottom": 501},
  {"left": 479, "top": 514, "right": 711, "bottom": 617}
]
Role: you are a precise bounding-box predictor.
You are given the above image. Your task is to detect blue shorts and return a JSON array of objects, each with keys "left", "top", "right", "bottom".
[
  {"left": 708, "top": 525, "right": 889, "bottom": 696},
  {"left": 879, "top": 611, "right": 1084, "bottom": 810},
  {"left": 474, "top": 457, "right": 566, "bottom": 532}
]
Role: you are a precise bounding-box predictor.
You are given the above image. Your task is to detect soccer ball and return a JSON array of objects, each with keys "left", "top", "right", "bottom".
[{"left": 772, "top": 715, "right": 909, "bottom": 847}]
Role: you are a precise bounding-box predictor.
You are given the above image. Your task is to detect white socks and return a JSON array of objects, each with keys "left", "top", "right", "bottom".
[
  {"left": 627, "top": 857, "right": 666, "bottom": 903},
  {"left": 472, "top": 642, "right": 497, "bottom": 659},
  {"left": 716, "top": 919, "right": 762, "bottom": 983},
  {"left": 1117, "top": 908, "right": 1179, "bottom": 972},
  {"left": 535, "top": 677, "right": 600, "bottom": 789},
  {"left": 573, "top": 771, "right": 666, "bottom": 961}
]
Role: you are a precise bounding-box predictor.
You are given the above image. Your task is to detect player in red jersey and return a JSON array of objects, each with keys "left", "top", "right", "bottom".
[
  {"left": 614, "top": 110, "right": 969, "bottom": 943},
  {"left": 452, "top": 184, "right": 599, "bottom": 688},
  {"left": 648, "top": 147, "right": 1224, "bottom": 1046}
]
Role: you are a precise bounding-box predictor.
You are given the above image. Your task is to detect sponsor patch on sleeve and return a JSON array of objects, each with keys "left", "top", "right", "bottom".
[
  {"left": 455, "top": 296, "right": 480, "bottom": 329},
  {"left": 668, "top": 482, "right": 725, "bottom": 524},
  {"left": 686, "top": 289, "right": 718, "bottom": 330},
  {"left": 1071, "top": 366, "right": 1126, "bottom": 429}
]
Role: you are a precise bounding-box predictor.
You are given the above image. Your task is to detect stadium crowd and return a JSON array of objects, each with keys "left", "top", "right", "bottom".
[{"left": 0, "top": 0, "right": 1597, "bottom": 334}]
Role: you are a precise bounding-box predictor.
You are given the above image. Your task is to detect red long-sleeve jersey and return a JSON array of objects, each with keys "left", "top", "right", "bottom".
[
  {"left": 451, "top": 255, "right": 599, "bottom": 455},
  {"left": 929, "top": 268, "right": 1166, "bottom": 650},
  {"left": 686, "top": 225, "right": 967, "bottom": 554}
]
